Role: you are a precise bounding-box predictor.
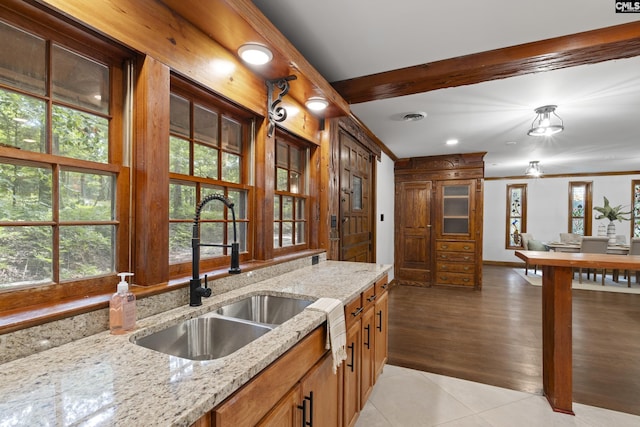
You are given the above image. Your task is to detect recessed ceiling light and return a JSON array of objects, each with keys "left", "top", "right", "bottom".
[
  {"left": 238, "top": 43, "right": 273, "bottom": 65},
  {"left": 506, "top": 141, "right": 517, "bottom": 145},
  {"left": 446, "top": 139, "right": 459, "bottom": 146},
  {"left": 402, "top": 112, "right": 426, "bottom": 122}
]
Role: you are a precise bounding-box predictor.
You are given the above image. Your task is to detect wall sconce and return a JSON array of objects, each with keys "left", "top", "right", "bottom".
[
  {"left": 305, "top": 96, "right": 328, "bottom": 112},
  {"left": 266, "top": 75, "right": 297, "bottom": 137},
  {"left": 527, "top": 105, "right": 564, "bottom": 137},
  {"left": 525, "top": 160, "right": 543, "bottom": 177},
  {"left": 238, "top": 43, "right": 273, "bottom": 65}
]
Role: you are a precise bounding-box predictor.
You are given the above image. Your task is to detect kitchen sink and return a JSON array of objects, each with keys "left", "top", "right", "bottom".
[
  {"left": 214, "top": 294, "right": 314, "bottom": 326},
  {"left": 133, "top": 316, "right": 272, "bottom": 361}
]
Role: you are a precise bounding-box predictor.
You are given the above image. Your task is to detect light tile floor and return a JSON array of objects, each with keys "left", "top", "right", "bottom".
[{"left": 355, "top": 364, "right": 640, "bottom": 427}]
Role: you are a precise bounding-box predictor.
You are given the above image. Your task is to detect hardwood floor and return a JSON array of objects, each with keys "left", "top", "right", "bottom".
[{"left": 387, "top": 265, "right": 640, "bottom": 416}]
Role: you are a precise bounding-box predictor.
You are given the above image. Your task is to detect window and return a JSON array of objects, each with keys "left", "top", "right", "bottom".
[
  {"left": 506, "top": 184, "right": 527, "bottom": 249},
  {"left": 633, "top": 180, "right": 640, "bottom": 238},
  {"left": 0, "top": 17, "right": 128, "bottom": 297},
  {"left": 274, "top": 133, "right": 309, "bottom": 250},
  {"left": 569, "top": 181, "right": 592, "bottom": 235},
  {"left": 168, "top": 77, "right": 253, "bottom": 274}
]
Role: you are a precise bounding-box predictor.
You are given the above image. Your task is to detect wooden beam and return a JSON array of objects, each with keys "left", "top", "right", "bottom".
[{"left": 332, "top": 21, "right": 640, "bottom": 104}]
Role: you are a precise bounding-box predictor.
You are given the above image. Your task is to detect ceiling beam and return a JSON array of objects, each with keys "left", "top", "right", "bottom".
[{"left": 332, "top": 21, "right": 640, "bottom": 104}]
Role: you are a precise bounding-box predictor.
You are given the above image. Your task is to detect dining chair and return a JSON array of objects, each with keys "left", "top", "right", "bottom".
[
  {"left": 627, "top": 237, "right": 640, "bottom": 287},
  {"left": 519, "top": 233, "right": 548, "bottom": 275},
  {"left": 578, "top": 236, "right": 610, "bottom": 285}
]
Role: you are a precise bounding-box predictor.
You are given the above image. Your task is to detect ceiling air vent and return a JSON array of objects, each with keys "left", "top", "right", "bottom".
[{"left": 402, "top": 112, "right": 426, "bottom": 122}]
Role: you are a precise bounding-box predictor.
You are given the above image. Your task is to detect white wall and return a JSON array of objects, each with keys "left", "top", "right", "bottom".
[
  {"left": 376, "top": 152, "right": 395, "bottom": 280},
  {"left": 483, "top": 174, "right": 640, "bottom": 263}
]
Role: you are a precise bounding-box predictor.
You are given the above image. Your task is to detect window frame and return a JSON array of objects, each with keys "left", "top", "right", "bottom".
[
  {"left": 568, "top": 181, "right": 592, "bottom": 236},
  {"left": 0, "top": 11, "right": 131, "bottom": 310},
  {"left": 505, "top": 183, "right": 527, "bottom": 249},
  {"left": 273, "top": 130, "right": 310, "bottom": 254},
  {"left": 632, "top": 179, "right": 640, "bottom": 238},
  {"left": 168, "top": 76, "right": 255, "bottom": 278}
]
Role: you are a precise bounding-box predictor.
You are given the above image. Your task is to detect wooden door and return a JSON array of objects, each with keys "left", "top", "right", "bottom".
[
  {"left": 300, "top": 353, "right": 340, "bottom": 427},
  {"left": 395, "top": 181, "right": 432, "bottom": 285},
  {"left": 256, "top": 385, "right": 300, "bottom": 427},
  {"left": 339, "top": 131, "right": 373, "bottom": 262}
]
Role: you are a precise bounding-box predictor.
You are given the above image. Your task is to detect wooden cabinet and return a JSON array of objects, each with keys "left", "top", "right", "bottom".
[
  {"left": 374, "top": 278, "right": 389, "bottom": 379},
  {"left": 257, "top": 385, "right": 300, "bottom": 427},
  {"left": 299, "top": 351, "right": 340, "bottom": 427},
  {"left": 395, "top": 153, "right": 484, "bottom": 289},
  {"left": 343, "top": 293, "right": 363, "bottom": 427}
]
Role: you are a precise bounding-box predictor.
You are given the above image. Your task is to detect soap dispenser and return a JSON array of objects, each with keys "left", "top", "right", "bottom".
[{"left": 110, "top": 272, "right": 136, "bottom": 335}]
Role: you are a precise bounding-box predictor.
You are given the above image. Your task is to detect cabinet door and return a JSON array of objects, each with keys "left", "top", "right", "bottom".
[
  {"left": 257, "top": 385, "right": 300, "bottom": 427},
  {"left": 374, "top": 290, "right": 388, "bottom": 380},
  {"left": 436, "top": 180, "right": 475, "bottom": 239},
  {"left": 360, "top": 305, "right": 375, "bottom": 408},
  {"left": 343, "top": 320, "right": 361, "bottom": 427},
  {"left": 300, "top": 353, "right": 340, "bottom": 427}
]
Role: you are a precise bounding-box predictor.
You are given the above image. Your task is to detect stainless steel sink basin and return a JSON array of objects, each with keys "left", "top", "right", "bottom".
[
  {"left": 214, "top": 295, "right": 314, "bottom": 326},
  {"left": 133, "top": 316, "right": 271, "bottom": 361}
]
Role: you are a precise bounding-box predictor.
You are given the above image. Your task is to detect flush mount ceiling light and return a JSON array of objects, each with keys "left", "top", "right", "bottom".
[
  {"left": 527, "top": 105, "right": 564, "bottom": 137},
  {"left": 446, "top": 139, "right": 459, "bottom": 146},
  {"left": 402, "top": 112, "right": 426, "bottom": 122},
  {"left": 525, "top": 160, "right": 543, "bottom": 177},
  {"left": 238, "top": 43, "right": 273, "bottom": 65},
  {"left": 305, "top": 96, "right": 328, "bottom": 112}
]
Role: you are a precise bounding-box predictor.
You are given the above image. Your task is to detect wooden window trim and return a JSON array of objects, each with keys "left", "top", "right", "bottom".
[
  {"left": 568, "top": 181, "right": 593, "bottom": 235},
  {"left": 632, "top": 180, "right": 640, "bottom": 238},
  {"left": 505, "top": 184, "right": 527, "bottom": 249}
]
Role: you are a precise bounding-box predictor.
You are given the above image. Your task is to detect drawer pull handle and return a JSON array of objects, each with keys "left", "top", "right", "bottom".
[
  {"left": 463, "top": 278, "right": 470, "bottom": 282},
  {"left": 347, "top": 343, "right": 355, "bottom": 372},
  {"left": 377, "top": 310, "right": 383, "bottom": 332},
  {"left": 297, "top": 391, "right": 313, "bottom": 426},
  {"left": 367, "top": 294, "right": 377, "bottom": 302},
  {"left": 351, "top": 307, "right": 364, "bottom": 317},
  {"left": 364, "top": 324, "right": 371, "bottom": 349},
  {"left": 441, "top": 244, "right": 448, "bottom": 249},
  {"left": 463, "top": 246, "right": 470, "bottom": 250},
  {"left": 464, "top": 256, "right": 470, "bottom": 261}
]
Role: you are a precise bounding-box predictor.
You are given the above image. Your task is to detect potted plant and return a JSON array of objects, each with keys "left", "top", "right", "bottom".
[{"left": 593, "top": 197, "right": 631, "bottom": 243}]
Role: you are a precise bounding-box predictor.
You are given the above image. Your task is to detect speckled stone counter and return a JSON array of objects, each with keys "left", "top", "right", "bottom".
[{"left": 0, "top": 261, "right": 391, "bottom": 427}]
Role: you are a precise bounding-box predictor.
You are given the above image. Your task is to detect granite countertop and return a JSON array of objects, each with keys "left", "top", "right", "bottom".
[{"left": 0, "top": 261, "right": 391, "bottom": 427}]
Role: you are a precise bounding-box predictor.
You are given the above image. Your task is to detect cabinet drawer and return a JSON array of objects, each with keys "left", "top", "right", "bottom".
[
  {"left": 436, "top": 263, "right": 474, "bottom": 274},
  {"left": 436, "top": 241, "right": 475, "bottom": 252},
  {"left": 345, "top": 294, "right": 363, "bottom": 327},
  {"left": 435, "top": 272, "right": 475, "bottom": 286},
  {"left": 363, "top": 285, "right": 377, "bottom": 308},
  {"left": 436, "top": 251, "right": 475, "bottom": 262},
  {"left": 375, "top": 275, "right": 389, "bottom": 295}
]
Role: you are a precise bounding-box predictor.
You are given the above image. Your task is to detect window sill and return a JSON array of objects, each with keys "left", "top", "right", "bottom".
[{"left": 0, "top": 249, "right": 325, "bottom": 335}]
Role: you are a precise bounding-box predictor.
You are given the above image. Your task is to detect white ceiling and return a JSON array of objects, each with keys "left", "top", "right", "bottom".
[{"left": 252, "top": 0, "right": 640, "bottom": 177}]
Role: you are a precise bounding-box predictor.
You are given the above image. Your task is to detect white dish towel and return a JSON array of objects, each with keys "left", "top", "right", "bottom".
[{"left": 307, "top": 297, "right": 347, "bottom": 373}]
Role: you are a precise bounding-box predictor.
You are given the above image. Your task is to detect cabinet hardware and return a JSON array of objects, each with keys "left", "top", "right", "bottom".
[
  {"left": 298, "top": 391, "right": 313, "bottom": 426},
  {"left": 364, "top": 324, "right": 371, "bottom": 349},
  {"left": 377, "top": 310, "right": 383, "bottom": 332},
  {"left": 367, "top": 294, "right": 377, "bottom": 302},
  {"left": 347, "top": 343, "right": 355, "bottom": 372},
  {"left": 351, "top": 307, "right": 364, "bottom": 317},
  {"left": 463, "top": 246, "right": 470, "bottom": 250},
  {"left": 441, "top": 244, "right": 448, "bottom": 249}
]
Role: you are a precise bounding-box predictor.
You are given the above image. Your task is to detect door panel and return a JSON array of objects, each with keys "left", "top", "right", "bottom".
[{"left": 340, "top": 131, "right": 373, "bottom": 262}]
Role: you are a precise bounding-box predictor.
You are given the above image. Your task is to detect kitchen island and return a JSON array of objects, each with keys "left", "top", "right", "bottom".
[{"left": 0, "top": 261, "right": 391, "bottom": 426}]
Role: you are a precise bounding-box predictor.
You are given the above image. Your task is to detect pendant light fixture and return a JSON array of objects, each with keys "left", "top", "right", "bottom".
[{"left": 527, "top": 105, "right": 564, "bottom": 137}]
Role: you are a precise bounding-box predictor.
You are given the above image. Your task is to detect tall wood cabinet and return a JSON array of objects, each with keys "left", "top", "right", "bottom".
[{"left": 395, "top": 153, "right": 485, "bottom": 289}]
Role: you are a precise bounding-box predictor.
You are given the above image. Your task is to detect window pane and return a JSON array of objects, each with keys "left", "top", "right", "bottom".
[
  {"left": 273, "top": 222, "right": 280, "bottom": 247},
  {"left": 572, "top": 187, "right": 585, "bottom": 217},
  {"left": 274, "top": 195, "right": 281, "bottom": 220},
  {"left": 0, "top": 226, "right": 52, "bottom": 288},
  {"left": 221, "top": 152, "right": 240, "bottom": 183},
  {"left": 52, "top": 105, "right": 108, "bottom": 163},
  {"left": 227, "top": 189, "right": 247, "bottom": 219},
  {"left": 169, "top": 222, "right": 192, "bottom": 264},
  {"left": 282, "top": 222, "right": 293, "bottom": 247},
  {"left": 200, "top": 187, "right": 226, "bottom": 220},
  {"left": 572, "top": 218, "right": 584, "bottom": 235},
  {"left": 170, "top": 94, "right": 190, "bottom": 137},
  {"left": 296, "top": 222, "right": 306, "bottom": 244},
  {"left": 352, "top": 176, "right": 362, "bottom": 210},
  {"left": 0, "top": 22, "right": 46, "bottom": 95},
  {"left": 276, "top": 167, "right": 288, "bottom": 191},
  {"left": 634, "top": 183, "right": 640, "bottom": 237},
  {"left": 194, "top": 143, "right": 219, "bottom": 179},
  {"left": 59, "top": 170, "right": 113, "bottom": 221},
  {"left": 290, "top": 146, "right": 300, "bottom": 171},
  {"left": 0, "top": 163, "right": 52, "bottom": 221},
  {"left": 52, "top": 45, "right": 109, "bottom": 114},
  {"left": 169, "top": 136, "right": 190, "bottom": 175},
  {"left": 296, "top": 198, "right": 305, "bottom": 220},
  {"left": 290, "top": 171, "right": 300, "bottom": 194},
  {"left": 200, "top": 222, "right": 224, "bottom": 257},
  {"left": 221, "top": 116, "right": 241, "bottom": 152},
  {"left": 59, "top": 225, "right": 114, "bottom": 280},
  {"left": 282, "top": 196, "right": 293, "bottom": 220},
  {"left": 227, "top": 222, "right": 246, "bottom": 251},
  {"left": 169, "top": 182, "right": 196, "bottom": 219},
  {"left": 276, "top": 141, "right": 288, "bottom": 168},
  {"left": 0, "top": 89, "right": 46, "bottom": 152},
  {"left": 194, "top": 104, "right": 218, "bottom": 145}
]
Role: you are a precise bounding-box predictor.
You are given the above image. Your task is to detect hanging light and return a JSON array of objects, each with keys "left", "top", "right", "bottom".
[
  {"left": 527, "top": 105, "right": 564, "bottom": 136},
  {"left": 525, "top": 161, "right": 543, "bottom": 177}
]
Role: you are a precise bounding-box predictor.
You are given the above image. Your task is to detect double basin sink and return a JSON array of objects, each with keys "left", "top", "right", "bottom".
[{"left": 133, "top": 295, "right": 314, "bottom": 361}]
